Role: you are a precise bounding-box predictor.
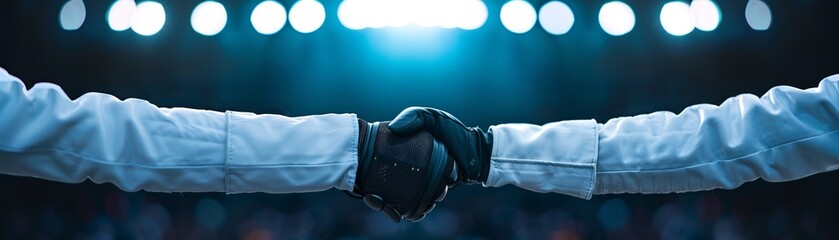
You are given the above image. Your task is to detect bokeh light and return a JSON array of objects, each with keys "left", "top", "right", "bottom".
[
  {"left": 413, "top": 0, "right": 440, "bottom": 28},
  {"left": 337, "top": 0, "right": 487, "bottom": 30},
  {"left": 288, "top": 0, "right": 326, "bottom": 33},
  {"left": 538, "top": 1, "right": 574, "bottom": 35},
  {"left": 383, "top": 0, "right": 411, "bottom": 28},
  {"left": 190, "top": 1, "right": 227, "bottom": 36},
  {"left": 745, "top": 0, "right": 771, "bottom": 31},
  {"left": 362, "top": 0, "right": 389, "bottom": 29},
  {"left": 130, "top": 1, "right": 166, "bottom": 36},
  {"left": 107, "top": 0, "right": 136, "bottom": 31},
  {"left": 453, "top": 0, "right": 488, "bottom": 30},
  {"left": 500, "top": 0, "right": 537, "bottom": 34},
  {"left": 337, "top": 0, "right": 365, "bottom": 30},
  {"left": 598, "top": 1, "right": 635, "bottom": 36},
  {"left": 660, "top": 1, "right": 695, "bottom": 36},
  {"left": 690, "top": 0, "right": 721, "bottom": 31},
  {"left": 59, "top": 0, "right": 86, "bottom": 31},
  {"left": 251, "top": 1, "right": 287, "bottom": 35}
]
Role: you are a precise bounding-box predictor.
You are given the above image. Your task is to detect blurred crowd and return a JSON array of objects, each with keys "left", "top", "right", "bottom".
[{"left": 2, "top": 169, "right": 837, "bottom": 239}]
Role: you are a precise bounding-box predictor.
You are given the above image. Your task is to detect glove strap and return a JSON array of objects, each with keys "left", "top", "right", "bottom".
[
  {"left": 459, "top": 127, "right": 493, "bottom": 184},
  {"left": 357, "top": 121, "right": 379, "bottom": 192},
  {"left": 477, "top": 127, "right": 493, "bottom": 183}
]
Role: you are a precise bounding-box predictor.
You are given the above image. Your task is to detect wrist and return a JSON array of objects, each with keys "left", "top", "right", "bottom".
[
  {"left": 477, "top": 128, "right": 493, "bottom": 183},
  {"left": 453, "top": 127, "right": 494, "bottom": 185},
  {"left": 356, "top": 119, "right": 378, "bottom": 192}
]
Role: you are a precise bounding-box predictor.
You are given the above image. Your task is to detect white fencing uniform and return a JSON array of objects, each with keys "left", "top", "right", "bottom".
[
  {"left": 0, "top": 67, "right": 359, "bottom": 194},
  {"left": 488, "top": 75, "right": 839, "bottom": 199}
]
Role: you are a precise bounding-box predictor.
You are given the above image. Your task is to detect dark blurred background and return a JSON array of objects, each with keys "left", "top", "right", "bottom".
[{"left": 2, "top": 0, "right": 839, "bottom": 239}]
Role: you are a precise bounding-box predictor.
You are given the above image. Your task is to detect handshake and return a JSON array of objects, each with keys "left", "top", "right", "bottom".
[{"left": 347, "top": 107, "right": 493, "bottom": 223}]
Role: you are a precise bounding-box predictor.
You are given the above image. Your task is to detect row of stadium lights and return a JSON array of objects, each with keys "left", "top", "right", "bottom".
[{"left": 59, "top": 0, "right": 773, "bottom": 37}]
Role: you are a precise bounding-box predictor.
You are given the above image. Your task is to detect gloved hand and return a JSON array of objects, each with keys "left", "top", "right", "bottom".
[
  {"left": 389, "top": 107, "right": 493, "bottom": 186},
  {"left": 349, "top": 119, "right": 457, "bottom": 222}
]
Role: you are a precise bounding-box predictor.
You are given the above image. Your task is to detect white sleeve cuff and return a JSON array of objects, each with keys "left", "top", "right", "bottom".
[
  {"left": 485, "top": 119, "right": 598, "bottom": 199},
  {"left": 225, "top": 112, "right": 359, "bottom": 193}
]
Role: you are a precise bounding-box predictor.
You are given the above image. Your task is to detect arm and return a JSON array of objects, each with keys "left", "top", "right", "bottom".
[
  {"left": 490, "top": 75, "right": 839, "bottom": 198},
  {"left": 593, "top": 75, "right": 839, "bottom": 195},
  {"left": 390, "top": 75, "right": 839, "bottom": 199},
  {"left": 0, "top": 67, "right": 359, "bottom": 194},
  {"left": 0, "top": 68, "right": 454, "bottom": 222}
]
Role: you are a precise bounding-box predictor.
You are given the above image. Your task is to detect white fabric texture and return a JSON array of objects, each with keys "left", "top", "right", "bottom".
[
  {"left": 0, "top": 67, "right": 359, "bottom": 194},
  {"left": 488, "top": 75, "right": 839, "bottom": 199},
  {"left": 486, "top": 119, "right": 598, "bottom": 199}
]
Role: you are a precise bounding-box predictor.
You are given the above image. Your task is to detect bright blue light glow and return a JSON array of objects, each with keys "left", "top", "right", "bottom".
[
  {"left": 538, "top": 1, "right": 574, "bottom": 35},
  {"left": 598, "top": 1, "right": 635, "bottom": 36},
  {"left": 191, "top": 1, "right": 227, "bottom": 36},
  {"left": 660, "top": 1, "right": 694, "bottom": 36},
  {"left": 500, "top": 0, "right": 537, "bottom": 34},
  {"left": 107, "top": 0, "right": 136, "bottom": 31},
  {"left": 745, "top": 0, "right": 771, "bottom": 31},
  {"left": 59, "top": 0, "right": 86, "bottom": 31},
  {"left": 338, "top": 0, "right": 487, "bottom": 30},
  {"left": 131, "top": 1, "right": 166, "bottom": 36},
  {"left": 367, "top": 26, "right": 456, "bottom": 59},
  {"left": 289, "top": 0, "right": 325, "bottom": 33},
  {"left": 690, "top": 0, "right": 721, "bottom": 31},
  {"left": 251, "top": 1, "right": 287, "bottom": 35}
]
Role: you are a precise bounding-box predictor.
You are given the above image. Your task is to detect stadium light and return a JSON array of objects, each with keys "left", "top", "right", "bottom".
[
  {"left": 131, "top": 1, "right": 166, "bottom": 36},
  {"left": 107, "top": 0, "right": 136, "bottom": 31},
  {"left": 338, "top": 0, "right": 487, "bottom": 31},
  {"left": 660, "top": 1, "right": 694, "bottom": 36},
  {"left": 59, "top": 0, "right": 86, "bottom": 31},
  {"left": 191, "top": 1, "right": 228, "bottom": 36},
  {"left": 691, "top": 0, "right": 721, "bottom": 32},
  {"left": 538, "top": 1, "right": 574, "bottom": 35},
  {"left": 500, "top": 0, "right": 537, "bottom": 34},
  {"left": 251, "top": 1, "right": 287, "bottom": 35},
  {"left": 598, "top": 1, "right": 635, "bottom": 36},
  {"left": 745, "top": 0, "right": 771, "bottom": 31},
  {"left": 289, "top": 0, "right": 326, "bottom": 33}
]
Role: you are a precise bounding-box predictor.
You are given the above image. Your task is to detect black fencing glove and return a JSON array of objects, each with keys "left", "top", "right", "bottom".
[
  {"left": 349, "top": 119, "right": 456, "bottom": 223},
  {"left": 389, "top": 107, "right": 493, "bottom": 186}
]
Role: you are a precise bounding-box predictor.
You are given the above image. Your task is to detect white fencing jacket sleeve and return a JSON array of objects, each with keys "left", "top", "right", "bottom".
[
  {"left": 486, "top": 75, "right": 839, "bottom": 199},
  {"left": 0, "top": 67, "right": 359, "bottom": 194}
]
